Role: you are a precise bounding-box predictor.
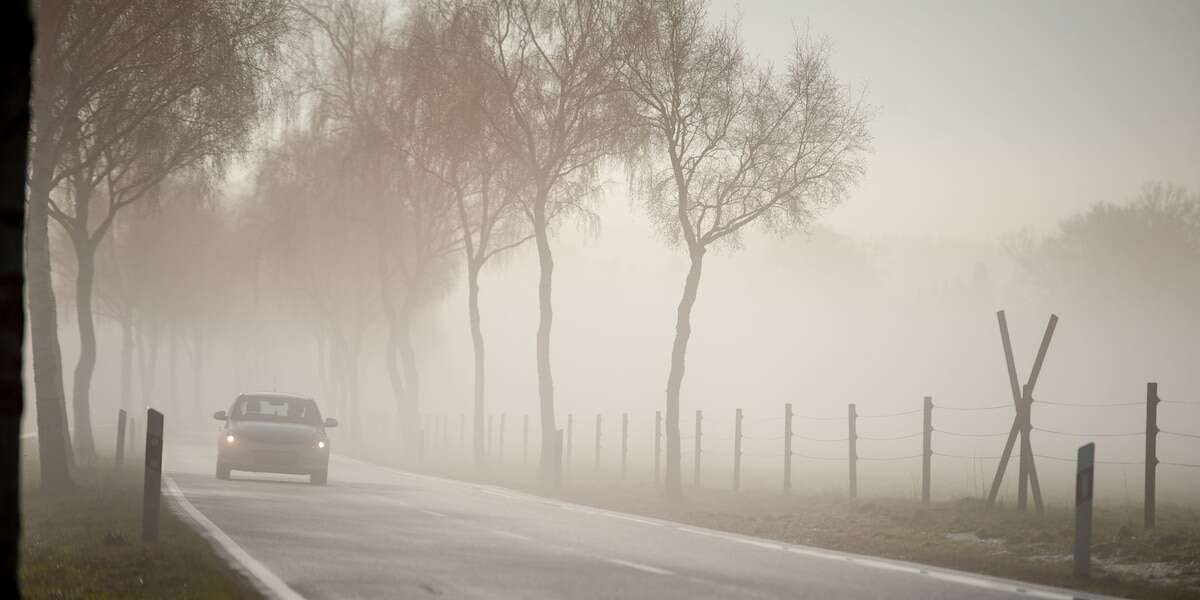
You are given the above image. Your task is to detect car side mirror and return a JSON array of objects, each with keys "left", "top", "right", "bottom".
[
  {"left": 324, "top": 417, "right": 338, "bottom": 428},
  {"left": 213, "top": 410, "right": 227, "bottom": 421}
]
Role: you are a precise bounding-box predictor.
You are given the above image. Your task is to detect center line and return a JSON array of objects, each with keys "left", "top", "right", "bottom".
[
  {"left": 421, "top": 509, "right": 447, "bottom": 518},
  {"left": 605, "top": 558, "right": 675, "bottom": 576}
]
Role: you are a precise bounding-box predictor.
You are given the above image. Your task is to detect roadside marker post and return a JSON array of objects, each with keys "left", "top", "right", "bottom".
[
  {"left": 142, "top": 409, "right": 164, "bottom": 542},
  {"left": 115, "top": 409, "right": 127, "bottom": 469},
  {"left": 129, "top": 416, "right": 137, "bottom": 457},
  {"left": 1074, "top": 442, "right": 1095, "bottom": 578}
]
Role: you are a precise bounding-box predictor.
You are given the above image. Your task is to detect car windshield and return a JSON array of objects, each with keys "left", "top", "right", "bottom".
[{"left": 231, "top": 395, "right": 322, "bottom": 425}]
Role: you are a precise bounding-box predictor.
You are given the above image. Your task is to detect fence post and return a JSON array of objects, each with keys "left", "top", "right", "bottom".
[
  {"left": 594, "top": 414, "right": 602, "bottom": 472},
  {"left": 115, "top": 409, "right": 127, "bottom": 469},
  {"left": 848, "top": 403, "right": 857, "bottom": 499},
  {"left": 693, "top": 410, "right": 702, "bottom": 488},
  {"left": 1145, "top": 382, "right": 1158, "bottom": 529},
  {"left": 142, "top": 409, "right": 164, "bottom": 541},
  {"left": 566, "top": 413, "right": 573, "bottom": 475},
  {"left": 1075, "top": 442, "right": 1095, "bottom": 578},
  {"left": 129, "top": 416, "right": 137, "bottom": 457},
  {"left": 733, "top": 408, "right": 742, "bottom": 492},
  {"left": 459, "top": 413, "right": 465, "bottom": 453},
  {"left": 499, "top": 413, "right": 506, "bottom": 460},
  {"left": 487, "top": 414, "right": 493, "bottom": 457},
  {"left": 523, "top": 414, "right": 529, "bottom": 465},
  {"left": 621, "top": 413, "right": 629, "bottom": 479},
  {"left": 654, "top": 411, "right": 661, "bottom": 484},
  {"left": 922, "top": 396, "right": 932, "bottom": 504},
  {"left": 784, "top": 403, "right": 793, "bottom": 495},
  {"left": 442, "top": 415, "right": 448, "bottom": 450}
]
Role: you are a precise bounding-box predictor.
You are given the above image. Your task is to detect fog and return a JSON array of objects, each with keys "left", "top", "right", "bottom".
[{"left": 25, "top": 0, "right": 1200, "bottom": 511}]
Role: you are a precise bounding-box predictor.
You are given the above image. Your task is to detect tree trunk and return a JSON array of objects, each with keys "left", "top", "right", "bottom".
[
  {"left": 532, "top": 193, "right": 558, "bottom": 486},
  {"left": 190, "top": 326, "right": 203, "bottom": 419},
  {"left": 25, "top": 162, "right": 72, "bottom": 491},
  {"left": 664, "top": 247, "right": 705, "bottom": 498},
  {"left": 467, "top": 262, "right": 485, "bottom": 469},
  {"left": 70, "top": 244, "right": 98, "bottom": 459},
  {"left": 119, "top": 313, "right": 133, "bottom": 413},
  {"left": 1, "top": 9, "right": 33, "bottom": 592},
  {"left": 395, "top": 300, "right": 421, "bottom": 458},
  {"left": 137, "top": 323, "right": 158, "bottom": 409},
  {"left": 168, "top": 322, "right": 177, "bottom": 417}
]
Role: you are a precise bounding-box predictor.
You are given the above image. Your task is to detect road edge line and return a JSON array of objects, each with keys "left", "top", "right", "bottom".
[{"left": 164, "top": 476, "right": 306, "bottom": 600}]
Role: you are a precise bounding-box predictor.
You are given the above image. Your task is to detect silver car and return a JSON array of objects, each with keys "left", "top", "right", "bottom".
[{"left": 213, "top": 393, "right": 337, "bottom": 485}]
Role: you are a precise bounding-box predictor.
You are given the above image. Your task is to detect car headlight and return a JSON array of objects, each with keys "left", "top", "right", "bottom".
[
  {"left": 316, "top": 440, "right": 326, "bottom": 449},
  {"left": 225, "top": 434, "right": 236, "bottom": 444}
]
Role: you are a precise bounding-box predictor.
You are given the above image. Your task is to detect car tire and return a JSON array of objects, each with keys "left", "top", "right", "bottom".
[
  {"left": 216, "top": 461, "right": 231, "bottom": 480},
  {"left": 310, "top": 468, "right": 328, "bottom": 485}
]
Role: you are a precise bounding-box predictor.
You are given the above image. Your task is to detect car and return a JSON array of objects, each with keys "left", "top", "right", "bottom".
[{"left": 213, "top": 392, "right": 337, "bottom": 485}]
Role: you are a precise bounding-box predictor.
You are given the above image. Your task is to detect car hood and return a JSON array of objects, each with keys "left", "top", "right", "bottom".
[{"left": 229, "top": 421, "right": 320, "bottom": 444}]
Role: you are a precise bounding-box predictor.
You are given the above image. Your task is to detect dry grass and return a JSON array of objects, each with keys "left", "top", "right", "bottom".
[
  {"left": 20, "top": 464, "right": 258, "bottom": 599},
  {"left": 402, "top": 456, "right": 1200, "bottom": 600}
]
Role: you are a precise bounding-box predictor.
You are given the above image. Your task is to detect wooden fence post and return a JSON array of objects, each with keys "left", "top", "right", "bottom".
[
  {"left": 115, "top": 409, "right": 127, "bottom": 469},
  {"left": 499, "top": 413, "right": 506, "bottom": 460},
  {"left": 848, "top": 403, "right": 857, "bottom": 499},
  {"left": 784, "top": 403, "right": 793, "bottom": 495},
  {"left": 621, "top": 413, "right": 629, "bottom": 479},
  {"left": 566, "top": 414, "right": 573, "bottom": 475},
  {"left": 142, "top": 409, "right": 164, "bottom": 541},
  {"left": 594, "top": 414, "right": 602, "bottom": 472},
  {"left": 459, "top": 413, "right": 465, "bottom": 453},
  {"left": 922, "top": 396, "right": 932, "bottom": 504},
  {"left": 1145, "top": 382, "right": 1158, "bottom": 529},
  {"left": 523, "top": 414, "right": 529, "bottom": 465},
  {"left": 654, "top": 411, "right": 661, "bottom": 484},
  {"left": 733, "top": 408, "right": 742, "bottom": 492},
  {"left": 693, "top": 410, "right": 702, "bottom": 488},
  {"left": 129, "top": 416, "right": 137, "bottom": 457},
  {"left": 487, "top": 414, "right": 493, "bottom": 457},
  {"left": 1075, "top": 442, "right": 1095, "bottom": 578}
]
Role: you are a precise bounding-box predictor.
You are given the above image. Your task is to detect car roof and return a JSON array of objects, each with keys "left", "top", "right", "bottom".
[{"left": 237, "top": 392, "right": 314, "bottom": 402}]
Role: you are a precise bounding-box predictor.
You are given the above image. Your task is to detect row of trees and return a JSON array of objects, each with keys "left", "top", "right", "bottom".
[
  {"left": 26, "top": 0, "right": 870, "bottom": 498},
  {"left": 262, "top": 0, "right": 869, "bottom": 495}
]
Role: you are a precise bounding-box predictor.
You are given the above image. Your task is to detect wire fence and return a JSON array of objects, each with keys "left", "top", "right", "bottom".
[{"left": 426, "top": 383, "right": 1200, "bottom": 520}]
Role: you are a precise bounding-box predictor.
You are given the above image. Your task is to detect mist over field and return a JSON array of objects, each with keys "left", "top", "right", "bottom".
[{"left": 20, "top": 0, "right": 1200, "bottom": 539}]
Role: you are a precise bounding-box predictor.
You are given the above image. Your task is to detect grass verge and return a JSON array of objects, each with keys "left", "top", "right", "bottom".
[
  {"left": 388, "top": 455, "right": 1200, "bottom": 600},
  {"left": 20, "top": 463, "right": 259, "bottom": 599}
]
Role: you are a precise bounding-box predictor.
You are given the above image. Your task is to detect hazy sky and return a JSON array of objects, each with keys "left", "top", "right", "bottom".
[{"left": 706, "top": 0, "right": 1200, "bottom": 241}]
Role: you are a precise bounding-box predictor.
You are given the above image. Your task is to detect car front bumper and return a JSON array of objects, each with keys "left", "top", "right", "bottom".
[{"left": 218, "top": 441, "right": 329, "bottom": 475}]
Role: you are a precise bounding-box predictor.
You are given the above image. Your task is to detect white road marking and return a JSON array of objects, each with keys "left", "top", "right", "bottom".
[
  {"left": 490, "top": 530, "right": 532, "bottom": 541},
  {"left": 165, "top": 477, "right": 306, "bottom": 600},
  {"left": 421, "top": 509, "right": 447, "bottom": 518},
  {"left": 604, "top": 558, "right": 675, "bottom": 576},
  {"left": 480, "top": 488, "right": 518, "bottom": 499}
]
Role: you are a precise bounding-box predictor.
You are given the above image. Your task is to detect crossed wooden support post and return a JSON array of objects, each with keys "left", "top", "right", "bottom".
[{"left": 986, "top": 310, "right": 1057, "bottom": 514}]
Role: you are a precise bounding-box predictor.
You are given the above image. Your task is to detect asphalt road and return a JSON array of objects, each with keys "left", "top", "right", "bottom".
[{"left": 165, "top": 440, "right": 1104, "bottom": 600}]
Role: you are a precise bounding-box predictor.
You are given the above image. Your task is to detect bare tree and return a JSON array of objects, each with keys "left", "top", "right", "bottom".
[
  {"left": 621, "top": 0, "right": 870, "bottom": 497},
  {"left": 475, "top": 0, "right": 628, "bottom": 484},
  {"left": 407, "top": 5, "right": 532, "bottom": 467},
  {"left": 31, "top": 0, "right": 287, "bottom": 459}
]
